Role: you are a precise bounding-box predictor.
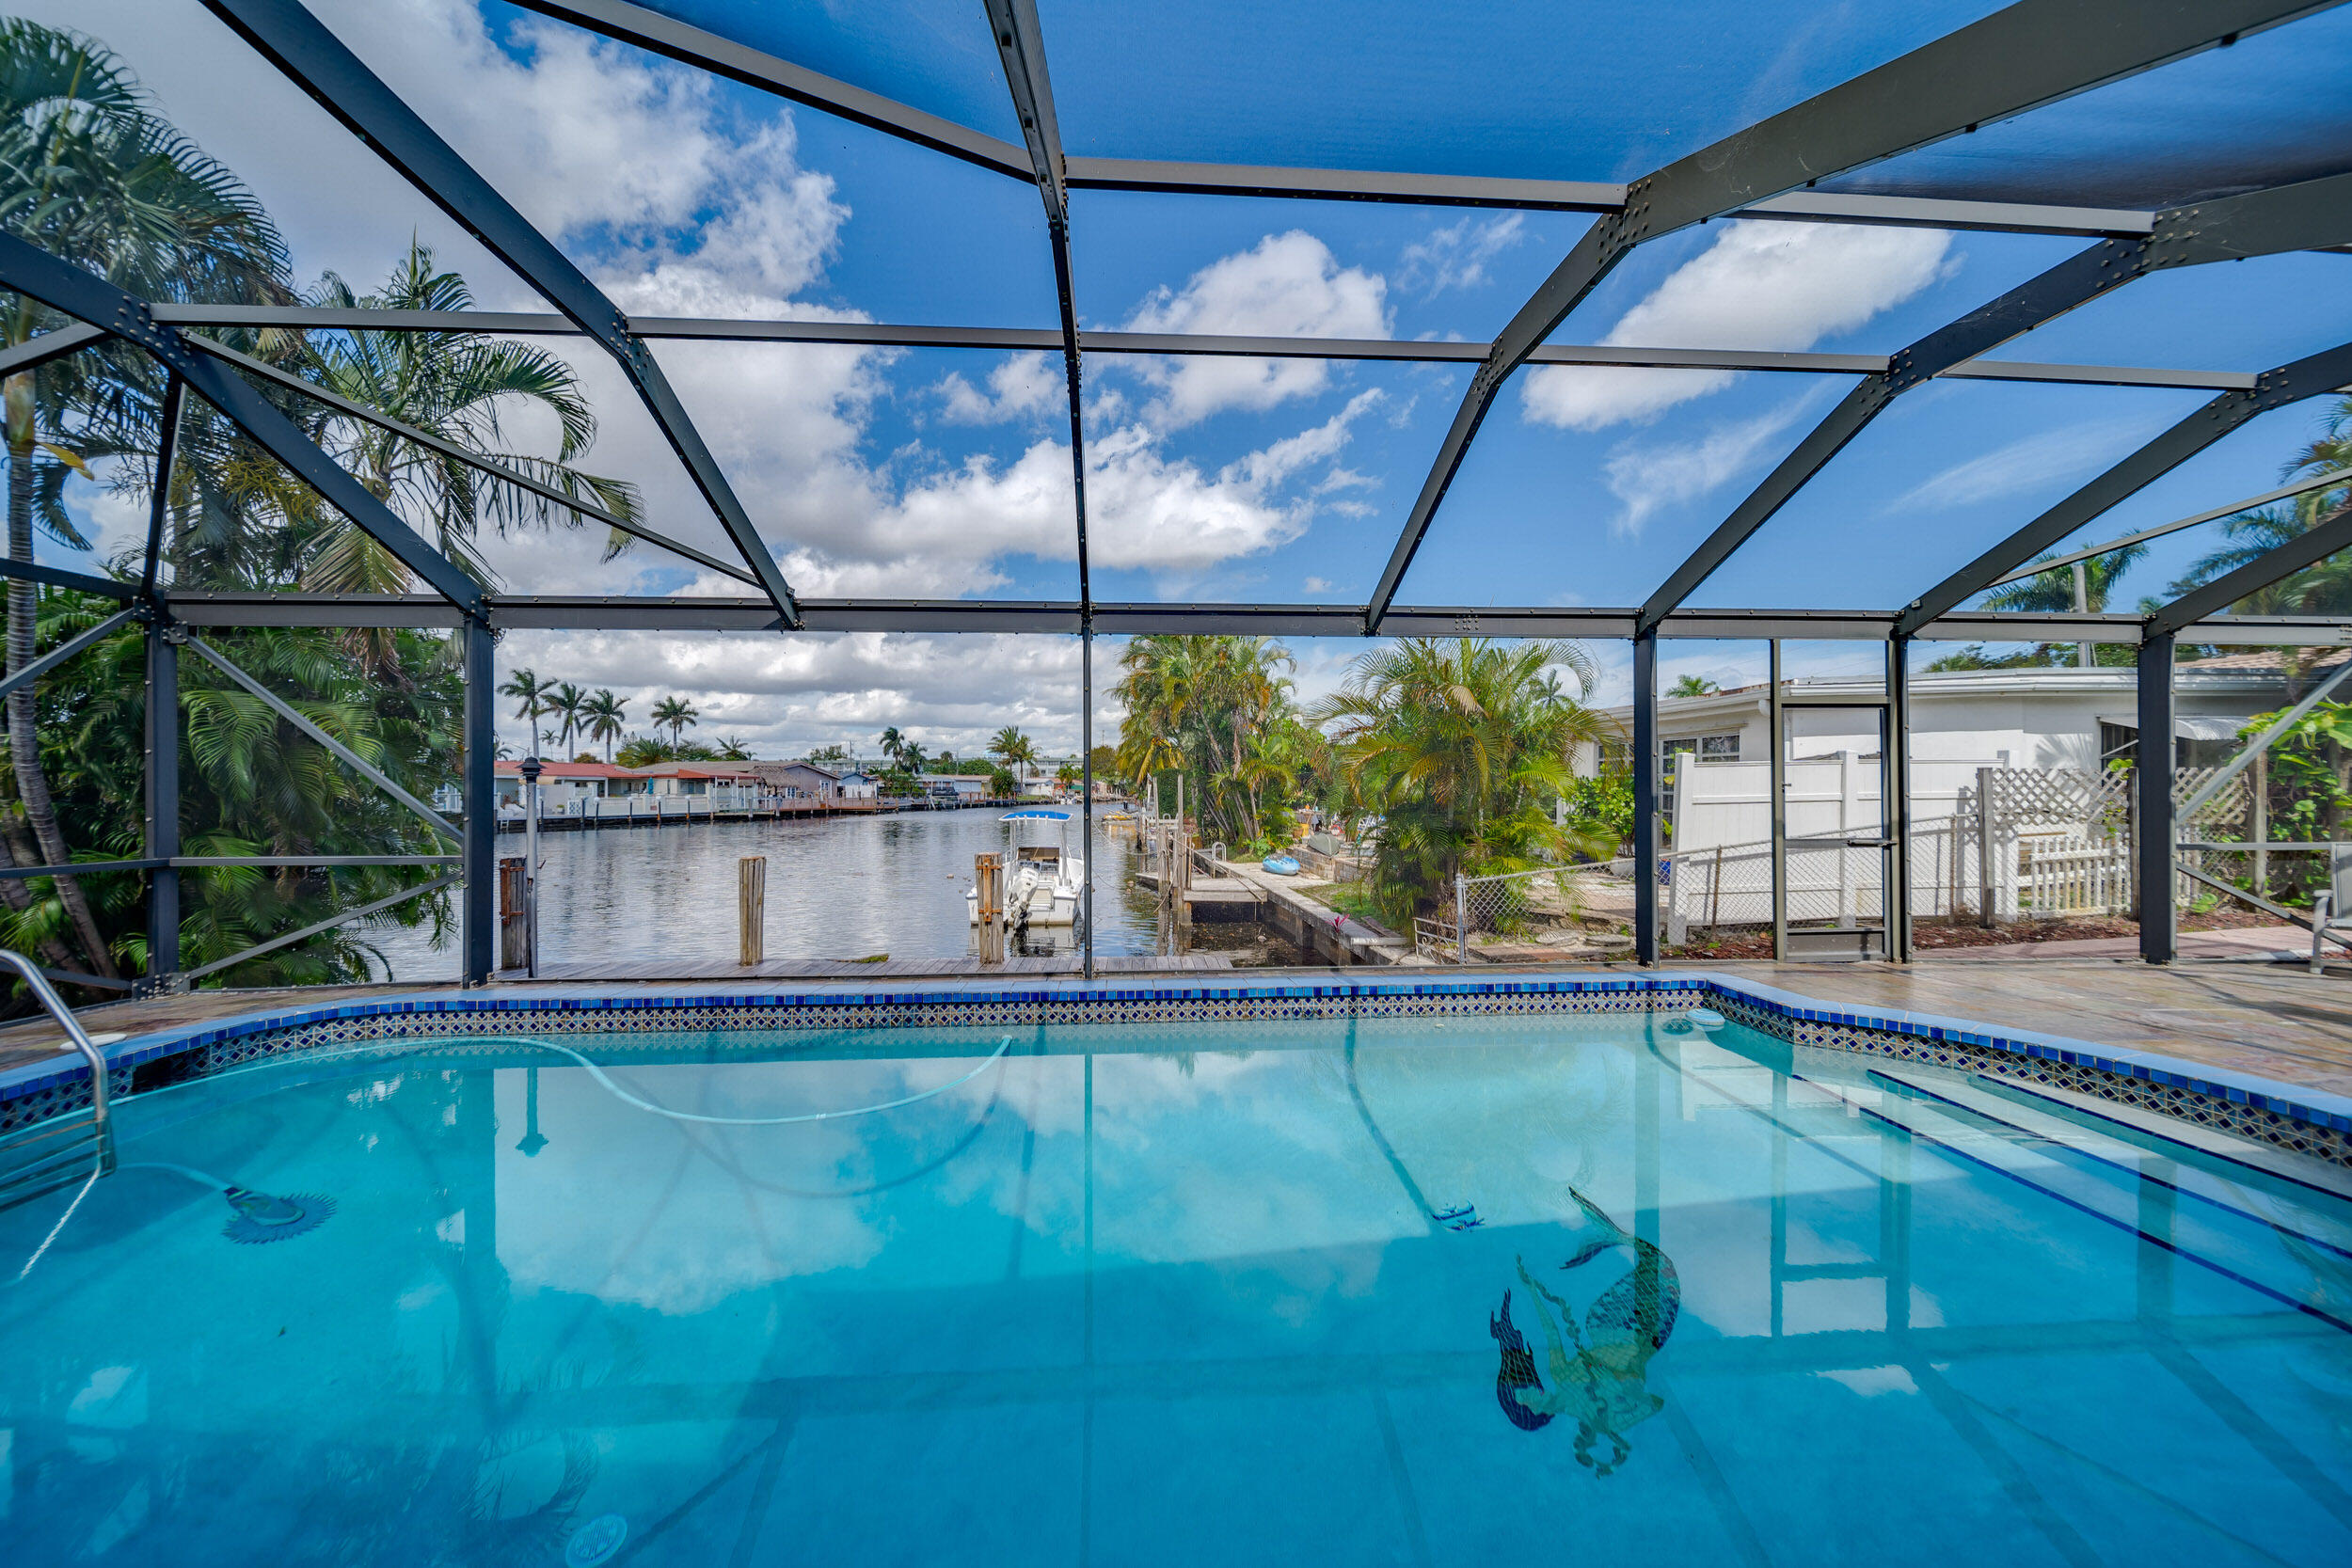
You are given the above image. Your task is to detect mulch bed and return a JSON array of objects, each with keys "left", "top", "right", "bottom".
[{"left": 1664, "top": 904, "right": 2284, "bottom": 961}]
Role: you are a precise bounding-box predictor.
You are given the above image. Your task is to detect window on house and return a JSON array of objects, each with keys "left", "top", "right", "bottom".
[{"left": 1699, "top": 734, "right": 1740, "bottom": 760}]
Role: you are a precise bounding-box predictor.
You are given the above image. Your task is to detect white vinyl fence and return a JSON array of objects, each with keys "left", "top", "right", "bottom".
[{"left": 1652, "top": 759, "right": 2249, "bottom": 938}]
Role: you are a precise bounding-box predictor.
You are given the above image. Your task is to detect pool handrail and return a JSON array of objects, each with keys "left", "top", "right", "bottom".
[{"left": 0, "top": 948, "right": 112, "bottom": 1160}]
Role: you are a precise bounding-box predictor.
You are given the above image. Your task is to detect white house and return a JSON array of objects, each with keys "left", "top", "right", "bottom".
[
  {"left": 918, "top": 773, "right": 995, "bottom": 802},
  {"left": 1588, "top": 651, "right": 2344, "bottom": 933},
  {"left": 1600, "top": 654, "right": 2327, "bottom": 782},
  {"left": 492, "top": 760, "right": 632, "bottom": 808}
]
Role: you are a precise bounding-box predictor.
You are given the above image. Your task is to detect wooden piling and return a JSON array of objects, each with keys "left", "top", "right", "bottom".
[
  {"left": 976, "top": 852, "right": 1005, "bottom": 963},
  {"left": 739, "top": 855, "right": 766, "bottom": 965},
  {"left": 498, "top": 855, "right": 530, "bottom": 971}
]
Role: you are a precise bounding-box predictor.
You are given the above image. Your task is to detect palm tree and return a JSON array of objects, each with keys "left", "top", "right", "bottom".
[
  {"left": 877, "top": 726, "right": 907, "bottom": 768},
  {"left": 0, "top": 21, "right": 290, "bottom": 977},
  {"left": 1311, "top": 639, "right": 1618, "bottom": 923},
  {"left": 1056, "top": 761, "right": 1080, "bottom": 794},
  {"left": 547, "top": 682, "right": 586, "bottom": 757},
  {"left": 500, "top": 668, "right": 550, "bottom": 756},
  {"left": 1984, "top": 536, "right": 2149, "bottom": 667},
  {"left": 2168, "top": 404, "right": 2352, "bottom": 621},
  {"left": 580, "top": 689, "right": 627, "bottom": 762},
  {"left": 651, "top": 695, "right": 698, "bottom": 748},
  {"left": 899, "top": 740, "right": 930, "bottom": 776},
  {"left": 1667, "top": 675, "right": 1719, "bottom": 698},
  {"left": 291, "top": 244, "right": 644, "bottom": 595},
  {"left": 1114, "top": 635, "right": 1296, "bottom": 844},
  {"left": 989, "top": 724, "right": 1040, "bottom": 786}
]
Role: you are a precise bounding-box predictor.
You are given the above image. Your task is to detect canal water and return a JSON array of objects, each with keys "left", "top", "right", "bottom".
[{"left": 363, "top": 809, "right": 1167, "bottom": 980}]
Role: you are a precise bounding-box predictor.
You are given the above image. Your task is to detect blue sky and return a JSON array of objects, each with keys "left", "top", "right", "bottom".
[{"left": 28, "top": 0, "right": 2352, "bottom": 752}]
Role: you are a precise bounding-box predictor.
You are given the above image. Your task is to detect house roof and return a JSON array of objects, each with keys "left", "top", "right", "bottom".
[
  {"left": 632, "top": 765, "right": 758, "bottom": 781},
  {"left": 1602, "top": 657, "right": 2338, "bottom": 727},
  {"left": 494, "top": 760, "right": 630, "bottom": 779},
  {"left": 2175, "top": 648, "right": 2352, "bottom": 675}
]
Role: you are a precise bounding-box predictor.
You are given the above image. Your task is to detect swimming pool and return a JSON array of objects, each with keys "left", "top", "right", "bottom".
[{"left": 2, "top": 1008, "right": 2347, "bottom": 1565}]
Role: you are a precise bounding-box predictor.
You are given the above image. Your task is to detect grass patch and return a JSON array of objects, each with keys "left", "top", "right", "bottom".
[{"left": 1292, "top": 879, "right": 1387, "bottom": 929}]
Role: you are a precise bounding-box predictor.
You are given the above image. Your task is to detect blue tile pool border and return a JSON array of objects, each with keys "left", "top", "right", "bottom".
[{"left": 3, "top": 971, "right": 2346, "bottom": 1166}]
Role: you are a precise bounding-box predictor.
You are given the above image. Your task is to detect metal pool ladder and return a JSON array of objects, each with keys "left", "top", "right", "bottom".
[{"left": 0, "top": 949, "right": 115, "bottom": 1213}]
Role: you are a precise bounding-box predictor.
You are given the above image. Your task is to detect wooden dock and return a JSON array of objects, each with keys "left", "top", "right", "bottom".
[{"left": 514, "top": 954, "right": 1235, "bottom": 982}]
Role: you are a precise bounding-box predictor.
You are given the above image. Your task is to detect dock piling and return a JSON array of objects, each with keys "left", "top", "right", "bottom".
[
  {"left": 739, "top": 855, "right": 766, "bottom": 965},
  {"left": 977, "top": 853, "right": 1004, "bottom": 963}
]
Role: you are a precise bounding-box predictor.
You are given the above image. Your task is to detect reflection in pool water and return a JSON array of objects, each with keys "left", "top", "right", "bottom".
[{"left": 2, "top": 1013, "right": 2348, "bottom": 1565}]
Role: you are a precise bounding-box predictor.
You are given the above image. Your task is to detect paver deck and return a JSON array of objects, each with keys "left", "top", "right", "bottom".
[{"left": 1, "top": 957, "right": 2345, "bottom": 1103}]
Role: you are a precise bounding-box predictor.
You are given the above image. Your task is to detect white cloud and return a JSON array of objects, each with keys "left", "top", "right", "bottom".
[
  {"left": 1884, "top": 418, "right": 2154, "bottom": 515},
  {"left": 1122, "top": 231, "right": 1390, "bottom": 426},
  {"left": 38, "top": 0, "right": 1415, "bottom": 748},
  {"left": 934, "top": 352, "right": 1062, "bottom": 425},
  {"left": 1398, "top": 214, "right": 1526, "bottom": 296},
  {"left": 869, "top": 391, "right": 1386, "bottom": 584},
  {"left": 1600, "top": 394, "right": 1821, "bottom": 537},
  {"left": 1521, "top": 221, "right": 1955, "bottom": 432},
  {"left": 315, "top": 0, "right": 846, "bottom": 307},
  {"left": 1302, "top": 576, "right": 1333, "bottom": 594},
  {"left": 491, "top": 629, "right": 1114, "bottom": 757}
]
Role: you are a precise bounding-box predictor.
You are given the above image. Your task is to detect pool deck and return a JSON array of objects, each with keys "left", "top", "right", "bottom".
[{"left": 1, "top": 957, "right": 2346, "bottom": 1102}]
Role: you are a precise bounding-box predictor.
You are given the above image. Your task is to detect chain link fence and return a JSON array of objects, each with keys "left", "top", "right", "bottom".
[{"left": 1409, "top": 762, "right": 2334, "bottom": 963}]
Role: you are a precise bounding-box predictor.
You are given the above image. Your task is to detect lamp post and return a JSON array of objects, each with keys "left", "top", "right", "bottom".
[{"left": 518, "top": 752, "right": 543, "bottom": 978}]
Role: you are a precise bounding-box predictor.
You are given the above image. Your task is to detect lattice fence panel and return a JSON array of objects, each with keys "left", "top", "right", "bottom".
[
  {"left": 2175, "top": 766, "right": 2249, "bottom": 836},
  {"left": 1984, "top": 768, "right": 2128, "bottom": 832}
]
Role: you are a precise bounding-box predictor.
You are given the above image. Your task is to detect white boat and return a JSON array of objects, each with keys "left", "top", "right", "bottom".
[{"left": 967, "top": 809, "right": 1086, "bottom": 927}]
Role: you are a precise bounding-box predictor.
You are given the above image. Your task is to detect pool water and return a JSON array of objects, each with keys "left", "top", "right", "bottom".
[{"left": 2, "top": 1015, "right": 2348, "bottom": 1565}]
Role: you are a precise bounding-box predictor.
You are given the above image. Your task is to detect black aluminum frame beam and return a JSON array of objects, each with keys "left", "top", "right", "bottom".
[
  {"left": 143, "top": 311, "right": 2265, "bottom": 392},
  {"left": 984, "top": 0, "right": 1089, "bottom": 618},
  {"left": 1362, "top": 0, "right": 2334, "bottom": 633},
  {"left": 1066, "top": 160, "right": 2160, "bottom": 237},
  {"left": 190, "top": 336, "right": 761, "bottom": 586},
  {"left": 503, "top": 0, "right": 2178, "bottom": 240},
  {"left": 0, "top": 555, "right": 137, "bottom": 601},
  {"left": 2146, "top": 493, "right": 2352, "bottom": 635},
  {"left": 0, "top": 608, "right": 140, "bottom": 704},
  {"left": 1641, "top": 169, "right": 2352, "bottom": 633},
  {"left": 201, "top": 0, "right": 803, "bottom": 628},
  {"left": 147, "top": 591, "right": 2352, "bottom": 648},
  {"left": 1901, "top": 334, "right": 2352, "bottom": 637},
  {"left": 506, "top": 0, "right": 1031, "bottom": 179},
  {"left": 0, "top": 233, "right": 485, "bottom": 614},
  {"left": 1991, "top": 464, "right": 2352, "bottom": 585},
  {"left": 0, "top": 322, "right": 105, "bottom": 379}
]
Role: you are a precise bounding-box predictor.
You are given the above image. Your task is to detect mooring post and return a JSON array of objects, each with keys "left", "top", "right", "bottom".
[
  {"left": 739, "top": 855, "right": 766, "bottom": 966},
  {"left": 498, "top": 856, "right": 529, "bottom": 971},
  {"left": 977, "top": 852, "right": 1004, "bottom": 963}
]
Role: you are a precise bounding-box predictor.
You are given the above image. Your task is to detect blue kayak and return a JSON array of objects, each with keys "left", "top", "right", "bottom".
[{"left": 1262, "top": 855, "right": 1301, "bottom": 875}]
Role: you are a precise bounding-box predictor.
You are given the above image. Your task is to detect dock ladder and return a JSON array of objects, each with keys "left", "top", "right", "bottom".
[{"left": 0, "top": 950, "right": 115, "bottom": 1213}]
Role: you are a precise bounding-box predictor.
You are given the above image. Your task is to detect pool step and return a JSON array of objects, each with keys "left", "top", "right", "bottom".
[
  {"left": 0, "top": 1112, "right": 108, "bottom": 1214},
  {"left": 1860, "top": 1069, "right": 2352, "bottom": 1326},
  {"left": 1878, "top": 1067, "right": 2352, "bottom": 1248}
]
